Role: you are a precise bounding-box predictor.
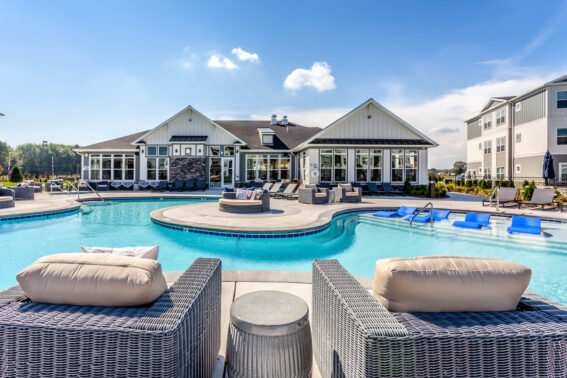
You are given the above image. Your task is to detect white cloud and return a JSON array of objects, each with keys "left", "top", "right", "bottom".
[
  {"left": 231, "top": 47, "right": 259, "bottom": 63},
  {"left": 283, "top": 61, "right": 336, "bottom": 92},
  {"left": 207, "top": 55, "right": 239, "bottom": 70}
]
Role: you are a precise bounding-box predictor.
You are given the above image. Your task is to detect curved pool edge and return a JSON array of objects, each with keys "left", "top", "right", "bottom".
[{"left": 0, "top": 203, "right": 81, "bottom": 222}]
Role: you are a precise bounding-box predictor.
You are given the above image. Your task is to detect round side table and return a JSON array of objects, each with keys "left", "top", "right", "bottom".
[{"left": 226, "top": 290, "right": 312, "bottom": 378}]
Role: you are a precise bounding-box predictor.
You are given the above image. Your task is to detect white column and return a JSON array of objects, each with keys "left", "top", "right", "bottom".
[
  {"left": 235, "top": 147, "right": 240, "bottom": 182},
  {"left": 418, "top": 149, "right": 428, "bottom": 185},
  {"left": 139, "top": 147, "right": 148, "bottom": 181},
  {"left": 80, "top": 154, "right": 85, "bottom": 180},
  {"left": 347, "top": 149, "right": 355, "bottom": 182},
  {"left": 307, "top": 148, "right": 320, "bottom": 185},
  {"left": 383, "top": 149, "right": 391, "bottom": 183}
]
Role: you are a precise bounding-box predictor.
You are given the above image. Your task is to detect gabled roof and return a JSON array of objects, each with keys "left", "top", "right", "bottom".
[
  {"left": 293, "top": 98, "right": 437, "bottom": 151},
  {"left": 215, "top": 120, "right": 321, "bottom": 150},
  {"left": 481, "top": 97, "right": 513, "bottom": 112},
  {"left": 131, "top": 105, "right": 246, "bottom": 146},
  {"left": 76, "top": 130, "right": 149, "bottom": 151},
  {"left": 546, "top": 75, "right": 567, "bottom": 85}
]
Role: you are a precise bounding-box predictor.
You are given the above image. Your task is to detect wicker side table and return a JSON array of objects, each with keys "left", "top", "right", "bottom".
[{"left": 226, "top": 290, "right": 312, "bottom": 378}]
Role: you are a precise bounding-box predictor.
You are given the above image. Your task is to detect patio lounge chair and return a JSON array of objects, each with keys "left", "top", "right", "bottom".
[
  {"left": 110, "top": 181, "right": 122, "bottom": 190},
  {"left": 121, "top": 181, "right": 134, "bottom": 190},
  {"left": 262, "top": 182, "right": 273, "bottom": 191},
  {"left": 269, "top": 182, "right": 283, "bottom": 197},
  {"left": 139, "top": 181, "right": 151, "bottom": 190},
  {"left": 482, "top": 187, "right": 518, "bottom": 207},
  {"left": 453, "top": 212, "right": 491, "bottom": 229},
  {"left": 298, "top": 184, "right": 329, "bottom": 204},
  {"left": 78, "top": 180, "right": 91, "bottom": 191},
  {"left": 312, "top": 259, "right": 567, "bottom": 378},
  {"left": 274, "top": 182, "right": 298, "bottom": 199},
  {"left": 151, "top": 181, "right": 168, "bottom": 192},
  {"left": 96, "top": 181, "right": 109, "bottom": 191},
  {"left": 184, "top": 179, "right": 196, "bottom": 191},
  {"left": 382, "top": 183, "right": 404, "bottom": 196},
  {"left": 507, "top": 216, "right": 542, "bottom": 235},
  {"left": 518, "top": 188, "right": 558, "bottom": 210},
  {"left": 171, "top": 179, "right": 185, "bottom": 191},
  {"left": 0, "top": 258, "right": 221, "bottom": 378},
  {"left": 367, "top": 182, "right": 381, "bottom": 196},
  {"left": 196, "top": 179, "right": 207, "bottom": 190},
  {"left": 373, "top": 206, "right": 416, "bottom": 218},
  {"left": 404, "top": 209, "right": 450, "bottom": 223}
]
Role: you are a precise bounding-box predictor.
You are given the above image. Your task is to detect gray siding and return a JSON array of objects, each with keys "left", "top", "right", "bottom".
[
  {"left": 495, "top": 151, "right": 506, "bottom": 169},
  {"left": 483, "top": 153, "right": 492, "bottom": 170},
  {"left": 467, "top": 119, "right": 481, "bottom": 139},
  {"left": 467, "top": 161, "right": 481, "bottom": 178},
  {"left": 513, "top": 90, "right": 546, "bottom": 126},
  {"left": 513, "top": 155, "right": 545, "bottom": 178}
]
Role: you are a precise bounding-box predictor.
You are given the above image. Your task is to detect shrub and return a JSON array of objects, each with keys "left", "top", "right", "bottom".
[
  {"left": 523, "top": 181, "right": 536, "bottom": 200},
  {"left": 446, "top": 183, "right": 455, "bottom": 192},
  {"left": 9, "top": 166, "right": 23, "bottom": 183},
  {"left": 435, "top": 184, "right": 447, "bottom": 198},
  {"left": 522, "top": 180, "right": 530, "bottom": 187},
  {"left": 465, "top": 180, "right": 473, "bottom": 188},
  {"left": 403, "top": 179, "right": 412, "bottom": 194},
  {"left": 506, "top": 180, "right": 515, "bottom": 188}
]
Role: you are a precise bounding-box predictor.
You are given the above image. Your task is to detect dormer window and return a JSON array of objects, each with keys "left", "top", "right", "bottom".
[{"left": 258, "top": 128, "right": 275, "bottom": 146}]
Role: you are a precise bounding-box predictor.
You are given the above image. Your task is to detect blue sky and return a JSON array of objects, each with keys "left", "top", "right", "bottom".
[{"left": 1, "top": 0, "right": 567, "bottom": 167}]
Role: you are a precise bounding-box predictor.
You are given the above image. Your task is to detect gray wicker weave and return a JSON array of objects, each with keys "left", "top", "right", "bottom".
[
  {"left": 0, "top": 188, "right": 15, "bottom": 209},
  {"left": 7, "top": 186, "right": 35, "bottom": 200},
  {"left": 332, "top": 187, "right": 362, "bottom": 203},
  {"left": 312, "top": 259, "right": 567, "bottom": 378},
  {"left": 299, "top": 185, "right": 329, "bottom": 204},
  {"left": 219, "top": 191, "right": 270, "bottom": 213},
  {"left": 0, "top": 258, "right": 222, "bottom": 378}
]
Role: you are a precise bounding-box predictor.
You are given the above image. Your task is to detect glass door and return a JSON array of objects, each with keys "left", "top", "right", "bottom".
[
  {"left": 222, "top": 158, "right": 234, "bottom": 187},
  {"left": 209, "top": 158, "right": 222, "bottom": 188}
]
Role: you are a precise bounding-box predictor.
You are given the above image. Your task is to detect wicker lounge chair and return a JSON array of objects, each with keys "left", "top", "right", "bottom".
[
  {"left": 518, "top": 188, "right": 559, "bottom": 210},
  {"left": 219, "top": 190, "right": 270, "bottom": 213},
  {"left": 298, "top": 184, "right": 329, "bottom": 204},
  {"left": 482, "top": 187, "right": 518, "bottom": 207},
  {"left": 333, "top": 184, "right": 362, "bottom": 203},
  {"left": 0, "top": 188, "right": 15, "bottom": 209},
  {"left": 8, "top": 186, "right": 35, "bottom": 200},
  {"left": 0, "top": 258, "right": 222, "bottom": 378},
  {"left": 312, "top": 259, "right": 567, "bottom": 378}
]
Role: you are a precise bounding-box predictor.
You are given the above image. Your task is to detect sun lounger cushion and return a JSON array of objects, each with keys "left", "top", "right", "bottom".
[
  {"left": 372, "top": 255, "right": 531, "bottom": 312},
  {"left": 81, "top": 245, "right": 159, "bottom": 260},
  {"left": 17, "top": 253, "right": 168, "bottom": 307},
  {"left": 219, "top": 199, "right": 262, "bottom": 206}
]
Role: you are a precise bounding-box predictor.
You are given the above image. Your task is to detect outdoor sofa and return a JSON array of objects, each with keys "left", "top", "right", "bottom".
[
  {"left": 333, "top": 183, "right": 362, "bottom": 203},
  {"left": 7, "top": 186, "right": 35, "bottom": 200},
  {"left": 0, "top": 188, "right": 15, "bottom": 209},
  {"left": 219, "top": 190, "right": 270, "bottom": 213},
  {"left": 0, "top": 258, "right": 222, "bottom": 378},
  {"left": 312, "top": 259, "right": 567, "bottom": 377},
  {"left": 299, "top": 184, "right": 329, "bottom": 204}
]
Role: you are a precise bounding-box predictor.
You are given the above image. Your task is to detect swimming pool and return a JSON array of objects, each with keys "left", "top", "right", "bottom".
[{"left": 2, "top": 199, "right": 567, "bottom": 304}]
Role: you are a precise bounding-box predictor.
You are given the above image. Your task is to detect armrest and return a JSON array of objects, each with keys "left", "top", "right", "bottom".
[
  {"left": 354, "top": 187, "right": 362, "bottom": 196},
  {"left": 0, "top": 188, "right": 15, "bottom": 199},
  {"left": 332, "top": 187, "right": 345, "bottom": 200}
]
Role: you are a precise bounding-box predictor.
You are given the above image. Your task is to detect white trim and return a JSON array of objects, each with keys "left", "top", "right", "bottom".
[
  {"left": 559, "top": 163, "right": 567, "bottom": 181},
  {"left": 292, "top": 98, "right": 438, "bottom": 151},
  {"left": 131, "top": 105, "right": 247, "bottom": 146},
  {"left": 75, "top": 148, "right": 138, "bottom": 153}
]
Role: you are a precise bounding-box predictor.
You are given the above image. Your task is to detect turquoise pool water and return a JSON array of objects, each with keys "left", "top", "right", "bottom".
[{"left": 2, "top": 199, "right": 567, "bottom": 304}]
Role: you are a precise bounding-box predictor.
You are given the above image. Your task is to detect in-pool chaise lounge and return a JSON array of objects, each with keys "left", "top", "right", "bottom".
[
  {"left": 404, "top": 209, "right": 450, "bottom": 223},
  {"left": 0, "top": 258, "right": 222, "bottom": 377},
  {"left": 452, "top": 212, "right": 491, "bottom": 229},
  {"left": 312, "top": 258, "right": 567, "bottom": 377},
  {"left": 507, "top": 215, "right": 542, "bottom": 235},
  {"left": 373, "top": 206, "right": 417, "bottom": 218}
]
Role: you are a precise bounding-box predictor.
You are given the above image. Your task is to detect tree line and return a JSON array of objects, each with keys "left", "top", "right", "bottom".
[{"left": 0, "top": 141, "right": 81, "bottom": 178}]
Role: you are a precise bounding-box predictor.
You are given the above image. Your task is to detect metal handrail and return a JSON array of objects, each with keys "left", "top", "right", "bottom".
[
  {"left": 409, "top": 202, "right": 433, "bottom": 227},
  {"left": 76, "top": 180, "right": 104, "bottom": 202},
  {"left": 488, "top": 186, "right": 500, "bottom": 210}
]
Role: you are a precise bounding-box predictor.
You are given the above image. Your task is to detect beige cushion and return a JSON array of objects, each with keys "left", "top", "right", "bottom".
[
  {"left": 220, "top": 198, "right": 262, "bottom": 206},
  {"left": 17, "top": 253, "right": 168, "bottom": 307},
  {"left": 314, "top": 193, "right": 327, "bottom": 198},
  {"left": 338, "top": 183, "right": 353, "bottom": 192},
  {"left": 372, "top": 255, "right": 531, "bottom": 312},
  {"left": 345, "top": 191, "right": 359, "bottom": 197},
  {"left": 81, "top": 245, "right": 158, "bottom": 260}
]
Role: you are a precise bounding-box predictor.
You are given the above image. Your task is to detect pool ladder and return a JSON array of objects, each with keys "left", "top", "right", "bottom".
[
  {"left": 409, "top": 202, "right": 433, "bottom": 228},
  {"left": 74, "top": 181, "right": 104, "bottom": 202}
]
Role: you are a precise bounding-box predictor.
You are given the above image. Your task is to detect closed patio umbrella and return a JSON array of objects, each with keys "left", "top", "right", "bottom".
[{"left": 543, "top": 151, "right": 555, "bottom": 185}]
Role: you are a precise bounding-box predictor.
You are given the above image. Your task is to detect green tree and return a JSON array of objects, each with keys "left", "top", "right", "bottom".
[
  {"left": 13, "top": 143, "right": 81, "bottom": 177},
  {"left": 9, "top": 166, "right": 23, "bottom": 182},
  {"left": 0, "top": 141, "right": 11, "bottom": 172},
  {"left": 452, "top": 161, "right": 467, "bottom": 175}
]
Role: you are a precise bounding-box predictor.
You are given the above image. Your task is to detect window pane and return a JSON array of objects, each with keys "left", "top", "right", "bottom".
[
  {"left": 370, "top": 169, "right": 382, "bottom": 182},
  {"left": 210, "top": 146, "right": 220, "bottom": 156},
  {"left": 405, "top": 150, "right": 418, "bottom": 169},
  {"left": 158, "top": 158, "right": 168, "bottom": 170},
  {"left": 158, "top": 146, "right": 168, "bottom": 156},
  {"left": 320, "top": 152, "right": 332, "bottom": 168},
  {"left": 125, "top": 157, "right": 134, "bottom": 169},
  {"left": 406, "top": 169, "right": 417, "bottom": 182},
  {"left": 247, "top": 170, "right": 256, "bottom": 180},
  {"left": 224, "top": 146, "right": 235, "bottom": 156},
  {"left": 392, "top": 169, "right": 403, "bottom": 182},
  {"left": 356, "top": 169, "right": 367, "bottom": 181},
  {"left": 558, "top": 91, "right": 567, "bottom": 100},
  {"left": 320, "top": 169, "right": 332, "bottom": 182},
  {"left": 334, "top": 169, "right": 346, "bottom": 182},
  {"left": 334, "top": 150, "right": 346, "bottom": 168},
  {"left": 391, "top": 150, "right": 403, "bottom": 169},
  {"left": 147, "top": 146, "right": 157, "bottom": 156},
  {"left": 147, "top": 159, "right": 156, "bottom": 170}
]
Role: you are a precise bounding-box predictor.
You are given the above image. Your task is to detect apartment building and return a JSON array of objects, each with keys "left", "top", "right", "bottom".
[{"left": 465, "top": 75, "right": 567, "bottom": 184}]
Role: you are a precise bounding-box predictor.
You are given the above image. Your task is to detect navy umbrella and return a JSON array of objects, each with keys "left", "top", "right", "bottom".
[{"left": 543, "top": 151, "right": 555, "bottom": 185}]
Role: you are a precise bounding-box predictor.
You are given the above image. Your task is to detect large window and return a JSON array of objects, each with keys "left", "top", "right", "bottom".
[
  {"left": 484, "top": 167, "right": 492, "bottom": 180},
  {"left": 89, "top": 154, "right": 135, "bottom": 181},
  {"left": 245, "top": 154, "right": 291, "bottom": 181},
  {"left": 482, "top": 114, "right": 492, "bottom": 130},
  {"left": 558, "top": 128, "right": 567, "bottom": 145},
  {"left": 483, "top": 140, "right": 492, "bottom": 154},
  {"left": 147, "top": 158, "right": 168, "bottom": 181},
  {"left": 560, "top": 163, "right": 567, "bottom": 182},
  {"left": 391, "top": 149, "right": 418, "bottom": 183},
  {"left": 320, "top": 149, "right": 347, "bottom": 182},
  {"left": 146, "top": 145, "right": 167, "bottom": 157},
  {"left": 496, "top": 137, "right": 505, "bottom": 152},
  {"left": 496, "top": 166, "right": 505, "bottom": 180},
  {"left": 496, "top": 108, "right": 506, "bottom": 125},
  {"left": 355, "top": 149, "right": 382, "bottom": 182},
  {"left": 557, "top": 91, "right": 567, "bottom": 109}
]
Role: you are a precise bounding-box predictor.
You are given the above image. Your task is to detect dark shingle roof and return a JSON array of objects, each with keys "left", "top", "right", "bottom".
[
  {"left": 215, "top": 120, "right": 321, "bottom": 150},
  {"left": 311, "top": 138, "right": 433, "bottom": 146},
  {"left": 80, "top": 130, "right": 149, "bottom": 150}
]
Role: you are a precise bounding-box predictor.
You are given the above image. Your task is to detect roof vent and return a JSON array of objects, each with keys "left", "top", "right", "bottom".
[
  {"left": 271, "top": 114, "right": 278, "bottom": 125},
  {"left": 282, "top": 115, "right": 288, "bottom": 125}
]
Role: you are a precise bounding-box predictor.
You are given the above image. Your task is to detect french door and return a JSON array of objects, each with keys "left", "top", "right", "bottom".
[{"left": 209, "top": 157, "right": 234, "bottom": 188}]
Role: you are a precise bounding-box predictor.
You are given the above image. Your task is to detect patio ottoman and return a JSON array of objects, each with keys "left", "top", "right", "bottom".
[{"left": 226, "top": 290, "right": 312, "bottom": 377}]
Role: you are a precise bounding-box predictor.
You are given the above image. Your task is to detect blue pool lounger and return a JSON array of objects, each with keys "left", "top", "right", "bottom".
[
  {"left": 507, "top": 216, "right": 542, "bottom": 235},
  {"left": 404, "top": 209, "right": 450, "bottom": 223},
  {"left": 373, "top": 206, "right": 417, "bottom": 218},
  {"left": 452, "top": 212, "right": 491, "bottom": 229}
]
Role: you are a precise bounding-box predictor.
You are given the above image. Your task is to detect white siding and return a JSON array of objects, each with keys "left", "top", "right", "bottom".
[
  {"left": 139, "top": 146, "right": 148, "bottom": 180},
  {"left": 347, "top": 149, "right": 355, "bottom": 182},
  {"left": 382, "top": 150, "right": 391, "bottom": 183},
  {"left": 318, "top": 103, "right": 422, "bottom": 140},
  {"left": 143, "top": 110, "right": 238, "bottom": 145},
  {"left": 513, "top": 118, "right": 548, "bottom": 157},
  {"left": 306, "top": 148, "right": 319, "bottom": 184},
  {"left": 418, "top": 149, "right": 428, "bottom": 185}
]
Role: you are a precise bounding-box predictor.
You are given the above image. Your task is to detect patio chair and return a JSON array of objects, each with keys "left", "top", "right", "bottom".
[
  {"left": 171, "top": 179, "right": 185, "bottom": 191},
  {"left": 121, "top": 181, "right": 134, "bottom": 190},
  {"left": 382, "top": 183, "right": 404, "bottom": 196},
  {"left": 482, "top": 187, "right": 518, "bottom": 207},
  {"left": 298, "top": 184, "right": 329, "bottom": 204},
  {"left": 366, "top": 182, "right": 381, "bottom": 196},
  {"left": 196, "top": 179, "right": 207, "bottom": 191},
  {"left": 518, "top": 188, "right": 558, "bottom": 210},
  {"left": 404, "top": 209, "right": 450, "bottom": 223},
  {"left": 333, "top": 183, "right": 362, "bottom": 203},
  {"left": 0, "top": 258, "right": 222, "bottom": 378},
  {"left": 269, "top": 182, "right": 283, "bottom": 197},
  {"left": 78, "top": 180, "right": 91, "bottom": 192},
  {"left": 373, "top": 206, "right": 416, "bottom": 218},
  {"left": 151, "top": 181, "right": 168, "bottom": 192},
  {"left": 312, "top": 259, "right": 567, "bottom": 378},
  {"left": 452, "top": 212, "right": 491, "bottom": 229},
  {"left": 0, "top": 188, "right": 15, "bottom": 209},
  {"left": 318, "top": 183, "right": 331, "bottom": 190},
  {"left": 184, "top": 179, "right": 196, "bottom": 191},
  {"left": 96, "top": 181, "right": 109, "bottom": 191},
  {"left": 110, "top": 181, "right": 122, "bottom": 190},
  {"left": 139, "top": 181, "right": 151, "bottom": 190},
  {"left": 262, "top": 182, "right": 273, "bottom": 191},
  {"left": 274, "top": 182, "right": 297, "bottom": 199},
  {"left": 507, "top": 216, "right": 542, "bottom": 235}
]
